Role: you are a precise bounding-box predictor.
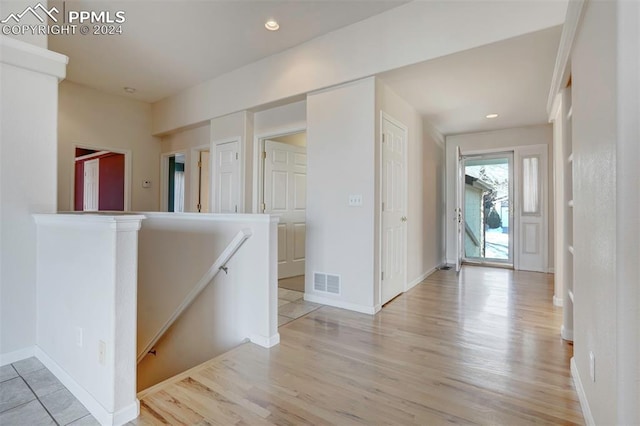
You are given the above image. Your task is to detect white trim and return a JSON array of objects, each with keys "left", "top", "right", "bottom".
[
  {"left": 548, "top": 267, "right": 555, "bottom": 273},
  {"left": 0, "top": 36, "right": 68, "bottom": 79},
  {"left": 571, "top": 357, "right": 595, "bottom": 426},
  {"left": 406, "top": 267, "right": 436, "bottom": 291},
  {"left": 249, "top": 333, "right": 280, "bottom": 348},
  {"left": 561, "top": 325, "right": 573, "bottom": 341},
  {"left": 253, "top": 126, "right": 307, "bottom": 214},
  {"left": 546, "top": 0, "right": 586, "bottom": 115},
  {"left": 0, "top": 346, "right": 35, "bottom": 366},
  {"left": 35, "top": 347, "right": 139, "bottom": 426},
  {"left": 33, "top": 213, "right": 145, "bottom": 231},
  {"left": 304, "top": 293, "right": 377, "bottom": 315},
  {"left": 75, "top": 151, "right": 110, "bottom": 162},
  {"left": 71, "top": 144, "right": 132, "bottom": 212},
  {"left": 138, "top": 211, "right": 278, "bottom": 223},
  {"left": 553, "top": 295, "right": 563, "bottom": 307}
]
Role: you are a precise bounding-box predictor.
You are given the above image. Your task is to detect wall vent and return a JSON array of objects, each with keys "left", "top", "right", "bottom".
[{"left": 313, "top": 272, "right": 341, "bottom": 295}]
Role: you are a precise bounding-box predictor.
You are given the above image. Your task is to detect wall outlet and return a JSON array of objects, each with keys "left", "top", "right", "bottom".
[
  {"left": 98, "top": 340, "right": 106, "bottom": 365},
  {"left": 75, "top": 327, "right": 83, "bottom": 348},
  {"left": 348, "top": 194, "right": 363, "bottom": 206},
  {"left": 589, "top": 351, "right": 596, "bottom": 382},
  {"left": 142, "top": 180, "right": 151, "bottom": 188}
]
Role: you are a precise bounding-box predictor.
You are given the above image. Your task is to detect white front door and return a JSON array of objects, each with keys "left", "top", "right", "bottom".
[
  {"left": 381, "top": 116, "right": 407, "bottom": 304},
  {"left": 264, "top": 140, "right": 306, "bottom": 279},
  {"left": 212, "top": 142, "right": 240, "bottom": 213},
  {"left": 515, "top": 144, "right": 548, "bottom": 272},
  {"left": 83, "top": 159, "right": 99, "bottom": 211}
]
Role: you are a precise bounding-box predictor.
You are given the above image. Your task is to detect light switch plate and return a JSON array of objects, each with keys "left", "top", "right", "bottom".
[{"left": 348, "top": 194, "right": 363, "bottom": 206}]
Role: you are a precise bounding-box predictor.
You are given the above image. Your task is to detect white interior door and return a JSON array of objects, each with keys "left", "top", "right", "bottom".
[
  {"left": 83, "top": 159, "right": 99, "bottom": 211},
  {"left": 213, "top": 142, "right": 240, "bottom": 213},
  {"left": 381, "top": 116, "right": 407, "bottom": 304},
  {"left": 198, "top": 150, "right": 211, "bottom": 212},
  {"left": 515, "top": 145, "right": 548, "bottom": 272},
  {"left": 456, "top": 146, "right": 463, "bottom": 272},
  {"left": 264, "top": 140, "right": 306, "bottom": 279}
]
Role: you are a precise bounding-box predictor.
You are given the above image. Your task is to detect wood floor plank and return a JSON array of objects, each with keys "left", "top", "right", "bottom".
[{"left": 135, "top": 266, "right": 584, "bottom": 425}]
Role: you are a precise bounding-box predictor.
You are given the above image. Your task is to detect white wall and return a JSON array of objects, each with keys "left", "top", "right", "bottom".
[
  {"left": 151, "top": 1, "right": 566, "bottom": 135},
  {"left": 160, "top": 124, "right": 210, "bottom": 212},
  {"left": 376, "top": 80, "right": 445, "bottom": 291},
  {"left": 0, "top": 36, "right": 66, "bottom": 361},
  {"left": 136, "top": 213, "right": 278, "bottom": 391},
  {"left": 58, "top": 81, "right": 161, "bottom": 212},
  {"left": 0, "top": 0, "right": 48, "bottom": 48},
  {"left": 34, "top": 214, "right": 143, "bottom": 426},
  {"left": 253, "top": 100, "right": 306, "bottom": 137},
  {"left": 444, "top": 125, "right": 554, "bottom": 269},
  {"left": 570, "top": 1, "right": 640, "bottom": 423},
  {"left": 305, "top": 78, "right": 377, "bottom": 313}
]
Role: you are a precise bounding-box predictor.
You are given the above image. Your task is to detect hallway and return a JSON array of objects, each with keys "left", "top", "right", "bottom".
[{"left": 135, "top": 266, "right": 583, "bottom": 424}]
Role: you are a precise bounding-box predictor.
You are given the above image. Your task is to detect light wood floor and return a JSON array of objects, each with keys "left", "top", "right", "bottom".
[{"left": 135, "top": 266, "right": 583, "bottom": 425}]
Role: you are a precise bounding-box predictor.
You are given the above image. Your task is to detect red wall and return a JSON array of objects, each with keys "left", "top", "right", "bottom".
[
  {"left": 98, "top": 153, "right": 125, "bottom": 211},
  {"left": 74, "top": 152, "right": 125, "bottom": 211},
  {"left": 74, "top": 161, "right": 84, "bottom": 211}
]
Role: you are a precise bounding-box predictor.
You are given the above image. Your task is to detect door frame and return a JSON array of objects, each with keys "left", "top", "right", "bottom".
[
  {"left": 71, "top": 143, "right": 131, "bottom": 211},
  {"left": 211, "top": 137, "right": 241, "bottom": 213},
  {"left": 253, "top": 126, "right": 307, "bottom": 214},
  {"left": 160, "top": 149, "right": 187, "bottom": 212},
  {"left": 378, "top": 111, "right": 409, "bottom": 307},
  {"left": 460, "top": 151, "right": 514, "bottom": 267},
  {"left": 189, "top": 143, "right": 211, "bottom": 212}
]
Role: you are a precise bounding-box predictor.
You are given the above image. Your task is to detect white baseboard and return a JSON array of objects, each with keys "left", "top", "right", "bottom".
[
  {"left": 0, "top": 346, "right": 35, "bottom": 366},
  {"left": 561, "top": 325, "right": 573, "bottom": 341},
  {"left": 249, "top": 333, "right": 280, "bottom": 348},
  {"left": 571, "top": 357, "right": 595, "bottom": 426},
  {"left": 304, "top": 293, "right": 376, "bottom": 315},
  {"left": 553, "top": 295, "right": 563, "bottom": 307},
  {"left": 406, "top": 267, "right": 436, "bottom": 291},
  {"left": 35, "top": 347, "right": 139, "bottom": 426}
]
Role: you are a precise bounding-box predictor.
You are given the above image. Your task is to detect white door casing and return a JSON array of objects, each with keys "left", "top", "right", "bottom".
[
  {"left": 83, "top": 159, "right": 99, "bottom": 211},
  {"left": 456, "top": 146, "right": 463, "bottom": 272},
  {"left": 264, "top": 140, "right": 306, "bottom": 278},
  {"left": 515, "top": 144, "right": 548, "bottom": 272},
  {"left": 198, "top": 150, "right": 211, "bottom": 212},
  {"left": 212, "top": 141, "right": 240, "bottom": 213},
  {"left": 381, "top": 115, "right": 407, "bottom": 304}
]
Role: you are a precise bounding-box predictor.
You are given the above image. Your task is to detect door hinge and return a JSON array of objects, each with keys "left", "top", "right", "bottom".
[
  {"left": 235, "top": 205, "right": 238, "bottom": 213},
  {"left": 197, "top": 161, "right": 202, "bottom": 168},
  {"left": 262, "top": 151, "right": 267, "bottom": 159},
  {"left": 236, "top": 152, "right": 239, "bottom": 160},
  {"left": 382, "top": 133, "right": 385, "bottom": 143},
  {"left": 381, "top": 271, "right": 384, "bottom": 281},
  {"left": 197, "top": 203, "right": 201, "bottom": 212},
  {"left": 261, "top": 202, "right": 266, "bottom": 212},
  {"left": 382, "top": 202, "right": 385, "bottom": 212}
]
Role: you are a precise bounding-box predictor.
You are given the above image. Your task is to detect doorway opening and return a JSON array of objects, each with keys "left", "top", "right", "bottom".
[
  {"left": 259, "top": 131, "right": 307, "bottom": 294},
  {"left": 73, "top": 147, "right": 128, "bottom": 211},
  {"left": 165, "top": 153, "right": 186, "bottom": 212},
  {"left": 461, "top": 153, "right": 513, "bottom": 266}
]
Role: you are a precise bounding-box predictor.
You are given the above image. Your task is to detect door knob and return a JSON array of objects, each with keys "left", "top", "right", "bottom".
[{"left": 401, "top": 216, "right": 407, "bottom": 222}]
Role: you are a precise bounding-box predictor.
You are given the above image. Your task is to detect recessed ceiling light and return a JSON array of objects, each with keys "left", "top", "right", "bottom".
[
  {"left": 123, "top": 87, "right": 136, "bottom": 94},
  {"left": 265, "top": 19, "right": 279, "bottom": 31},
  {"left": 486, "top": 113, "right": 499, "bottom": 119}
]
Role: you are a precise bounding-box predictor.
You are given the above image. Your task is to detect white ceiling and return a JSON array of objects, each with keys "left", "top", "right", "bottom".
[
  {"left": 378, "top": 26, "right": 562, "bottom": 136},
  {"left": 48, "top": 0, "right": 407, "bottom": 103}
]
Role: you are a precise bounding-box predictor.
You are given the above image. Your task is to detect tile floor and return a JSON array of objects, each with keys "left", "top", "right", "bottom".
[
  {"left": 278, "top": 287, "right": 321, "bottom": 327},
  {"left": 0, "top": 358, "right": 98, "bottom": 425},
  {"left": 2, "top": 290, "right": 318, "bottom": 424}
]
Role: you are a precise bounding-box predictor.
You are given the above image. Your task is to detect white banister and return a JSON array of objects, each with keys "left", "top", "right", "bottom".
[{"left": 137, "top": 228, "right": 252, "bottom": 363}]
